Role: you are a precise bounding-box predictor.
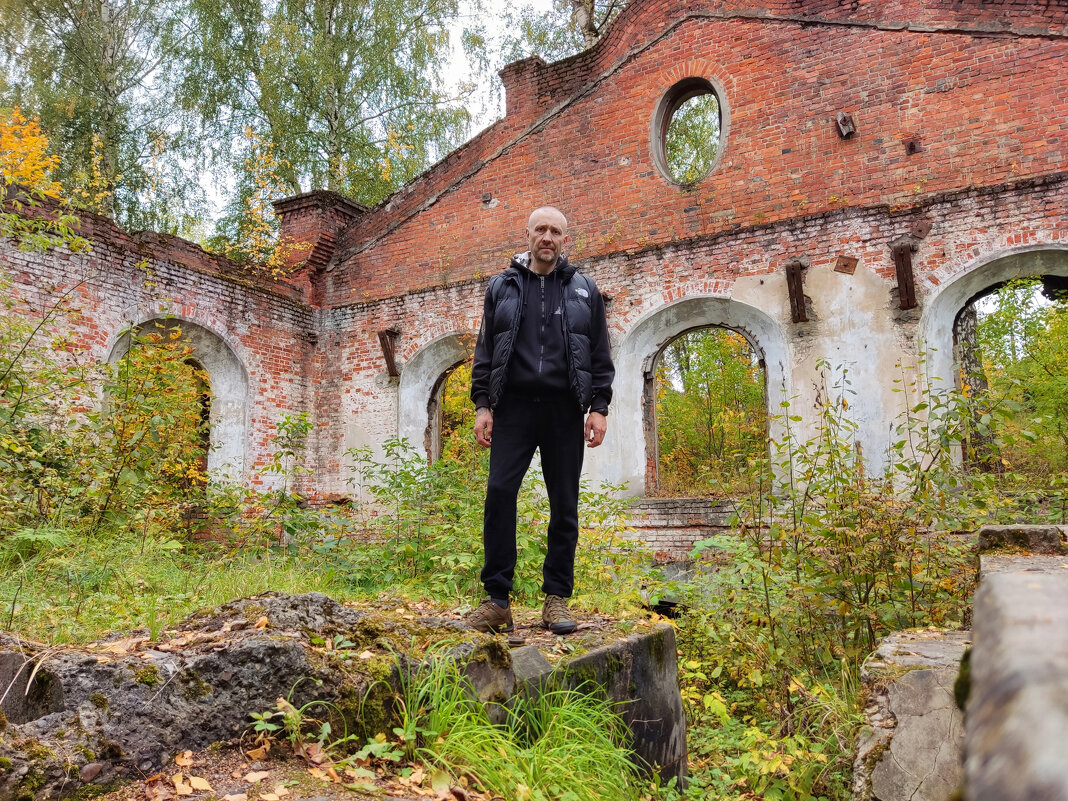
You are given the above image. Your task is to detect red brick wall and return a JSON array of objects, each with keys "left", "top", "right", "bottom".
[{"left": 324, "top": 0, "right": 1067, "bottom": 304}]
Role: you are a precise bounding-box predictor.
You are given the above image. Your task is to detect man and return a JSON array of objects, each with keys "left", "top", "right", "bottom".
[{"left": 467, "top": 206, "right": 615, "bottom": 635}]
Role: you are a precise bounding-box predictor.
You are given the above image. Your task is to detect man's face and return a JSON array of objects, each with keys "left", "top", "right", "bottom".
[{"left": 525, "top": 208, "right": 569, "bottom": 270}]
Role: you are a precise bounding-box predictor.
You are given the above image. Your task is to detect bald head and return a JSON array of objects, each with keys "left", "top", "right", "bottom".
[
  {"left": 525, "top": 206, "right": 570, "bottom": 274},
  {"left": 528, "top": 206, "right": 568, "bottom": 231}
]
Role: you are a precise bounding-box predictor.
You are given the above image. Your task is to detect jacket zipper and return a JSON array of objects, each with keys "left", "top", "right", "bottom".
[{"left": 538, "top": 274, "right": 545, "bottom": 374}]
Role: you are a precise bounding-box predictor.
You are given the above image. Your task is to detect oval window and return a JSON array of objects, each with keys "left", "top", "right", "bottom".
[{"left": 653, "top": 78, "right": 724, "bottom": 185}]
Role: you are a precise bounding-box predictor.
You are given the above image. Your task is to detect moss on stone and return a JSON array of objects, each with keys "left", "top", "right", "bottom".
[
  {"left": 466, "top": 639, "right": 512, "bottom": 672},
  {"left": 89, "top": 694, "right": 108, "bottom": 710},
  {"left": 68, "top": 781, "right": 120, "bottom": 801},
  {"left": 0, "top": 756, "right": 13, "bottom": 771},
  {"left": 647, "top": 627, "right": 670, "bottom": 669},
  {"left": 19, "top": 739, "right": 55, "bottom": 761},
  {"left": 179, "top": 670, "right": 213, "bottom": 701},
  {"left": 0, "top": 709, "right": 7, "bottom": 734},
  {"left": 96, "top": 739, "right": 122, "bottom": 761},
  {"left": 954, "top": 647, "right": 972, "bottom": 712},
  {"left": 16, "top": 769, "right": 44, "bottom": 801},
  {"left": 241, "top": 603, "right": 267, "bottom": 623},
  {"left": 133, "top": 664, "right": 160, "bottom": 686}
]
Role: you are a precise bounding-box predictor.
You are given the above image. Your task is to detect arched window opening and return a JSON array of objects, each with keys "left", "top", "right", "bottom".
[
  {"left": 108, "top": 322, "right": 214, "bottom": 495},
  {"left": 184, "top": 357, "right": 213, "bottom": 487},
  {"left": 107, "top": 317, "right": 248, "bottom": 484},
  {"left": 427, "top": 358, "right": 474, "bottom": 462},
  {"left": 953, "top": 275, "right": 1068, "bottom": 477},
  {"left": 647, "top": 326, "right": 767, "bottom": 497}
]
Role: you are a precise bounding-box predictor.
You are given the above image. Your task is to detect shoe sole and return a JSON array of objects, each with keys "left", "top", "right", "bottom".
[{"left": 544, "top": 621, "right": 576, "bottom": 635}]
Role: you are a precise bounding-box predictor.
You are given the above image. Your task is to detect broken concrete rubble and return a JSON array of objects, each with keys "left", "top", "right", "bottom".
[{"left": 0, "top": 593, "right": 685, "bottom": 800}]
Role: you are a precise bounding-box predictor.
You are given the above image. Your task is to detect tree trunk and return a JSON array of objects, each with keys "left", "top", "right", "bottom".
[
  {"left": 955, "top": 303, "right": 1000, "bottom": 473},
  {"left": 570, "top": 0, "right": 600, "bottom": 48}
]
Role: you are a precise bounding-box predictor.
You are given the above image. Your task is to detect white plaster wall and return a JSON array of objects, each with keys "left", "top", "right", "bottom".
[{"left": 781, "top": 257, "right": 914, "bottom": 471}]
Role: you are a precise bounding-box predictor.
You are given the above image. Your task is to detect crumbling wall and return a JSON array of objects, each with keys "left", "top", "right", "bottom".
[
  {"left": 0, "top": 206, "right": 316, "bottom": 489},
  {"left": 2, "top": 0, "right": 1067, "bottom": 557}
]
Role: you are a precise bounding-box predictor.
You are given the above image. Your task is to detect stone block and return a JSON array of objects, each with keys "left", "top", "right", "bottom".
[
  {"left": 854, "top": 630, "right": 969, "bottom": 801},
  {"left": 977, "top": 524, "right": 1068, "bottom": 555},
  {"left": 558, "top": 624, "right": 687, "bottom": 784},
  {"left": 965, "top": 563, "right": 1068, "bottom": 801}
]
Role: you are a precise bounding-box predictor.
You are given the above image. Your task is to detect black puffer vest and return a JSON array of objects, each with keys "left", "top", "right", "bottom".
[{"left": 472, "top": 254, "right": 609, "bottom": 412}]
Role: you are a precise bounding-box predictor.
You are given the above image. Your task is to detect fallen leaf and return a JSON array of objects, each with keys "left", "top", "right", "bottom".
[
  {"left": 430, "top": 771, "right": 451, "bottom": 793},
  {"left": 254, "top": 616, "right": 269, "bottom": 629},
  {"left": 188, "top": 776, "right": 213, "bottom": 792},
  {"left": 231, "top": 770, "right": 243, "bottom": 779},
  {"left": 307, "top": 768, "right": 328, "bottom": 781},
  {"left": 326, "top": 766, "right": 340, "bottom": 783},
  {"left": 222, "top": 795, "right": 248, "bottom": 801},
  {"left": 243, "top": 771, "right": 270, "bottom": 784},
  {"left": 245, "top": 745, "right": 268, "bottom": 761},
  {"left": 409, "top": 767, "right": 425, "bottom": 785},
  {"left": 174, "top": 751, "right": 194, "bottom": 768},
  {"left": 172, "top": 774, "right": 193, "bottom": 796},
  {"left": 272, "top": 786, "right": 289, "bottom": 797},
  {"left": 358, "top": 650, "right": 375, "bottom": 660},
  {"left": 301, "top": 742, "right": 324, "bottom": 764},
  {"left": 261, "top": 794, "right": 279, "bottom": 800}
]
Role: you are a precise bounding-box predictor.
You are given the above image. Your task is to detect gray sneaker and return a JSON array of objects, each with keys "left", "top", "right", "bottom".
[
  {"left": 542, "top": 595, "right": 577, "bottom": 635},
  {"left": 465, "top": 599, "right": 514, "bottom": 633}
]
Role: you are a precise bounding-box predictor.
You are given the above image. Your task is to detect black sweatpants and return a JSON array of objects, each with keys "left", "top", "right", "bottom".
[{"left": 480, "top": 393, "right": 585, "bottom": 600}]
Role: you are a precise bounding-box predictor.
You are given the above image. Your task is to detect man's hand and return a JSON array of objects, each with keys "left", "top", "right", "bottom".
[
  {"left": 474, "top": 408, "right": 493, "bottom": 448},
  {"left": 584, "top": 411, "right": 607, "bottom": 448}
]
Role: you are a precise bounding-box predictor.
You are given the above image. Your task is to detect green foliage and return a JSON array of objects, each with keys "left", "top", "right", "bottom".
[
  {"left": 652, "top": 362, "right": 1006, "bottom": 799},
  {"left": 0, "top": 0, "right": 204, "bottom": 231},
  {"left": 397, "top": 655, "right": 644, "bottom": 801},
  {"left": 181, "top": 0, "right": 474, "bottom": 209},
  {"left": 973, "top": 278, "right": 1068, "bottom": 477},
  {"left": 664, "top": 92, "right": 720, "bottom": 184},
  {"left": 499, "top": 0, "right": 626, "bottom": 63},
  {"left": 348, "top": 436, "right": 648, "bottom": 608},
  {"left": 1, "top": 108, "right": 91, "bottom": 253},
  {"left": 654, "top": 327, "right": 765, "bottom": 497}
]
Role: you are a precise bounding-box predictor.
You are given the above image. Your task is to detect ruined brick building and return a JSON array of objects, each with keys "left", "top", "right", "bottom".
[{"left": 4, "top": 0, "right": 1067, "bottom": 546}]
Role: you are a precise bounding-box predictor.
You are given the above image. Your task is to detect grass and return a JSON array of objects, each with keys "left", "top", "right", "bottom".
[
  {"left": 0, "top": 532, "right": 357, "bottom": 643},
  {"left": 0, "top": 493, "right": 968, "bottom": 801},
  {"left": 399, "top": 655, "right": 645, "bottom": 801}
]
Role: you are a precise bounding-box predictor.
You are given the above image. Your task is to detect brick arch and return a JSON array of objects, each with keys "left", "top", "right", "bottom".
[
  {"left": 106, "top": 317, "right": 250, "bottom": 483},
  {"left": 598, "top": 295, "right": 790, "bottom": 495},
  {"left": 919, "top": 244, "right": 1068, "bottom": 395},
  {"left": 397, "top": 331, "right": 474, "bottom": 458}
]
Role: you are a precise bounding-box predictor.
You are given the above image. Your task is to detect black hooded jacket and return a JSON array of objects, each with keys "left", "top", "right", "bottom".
[{"left": 470, "top": 253, "right": 614, "bottom": 414}]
